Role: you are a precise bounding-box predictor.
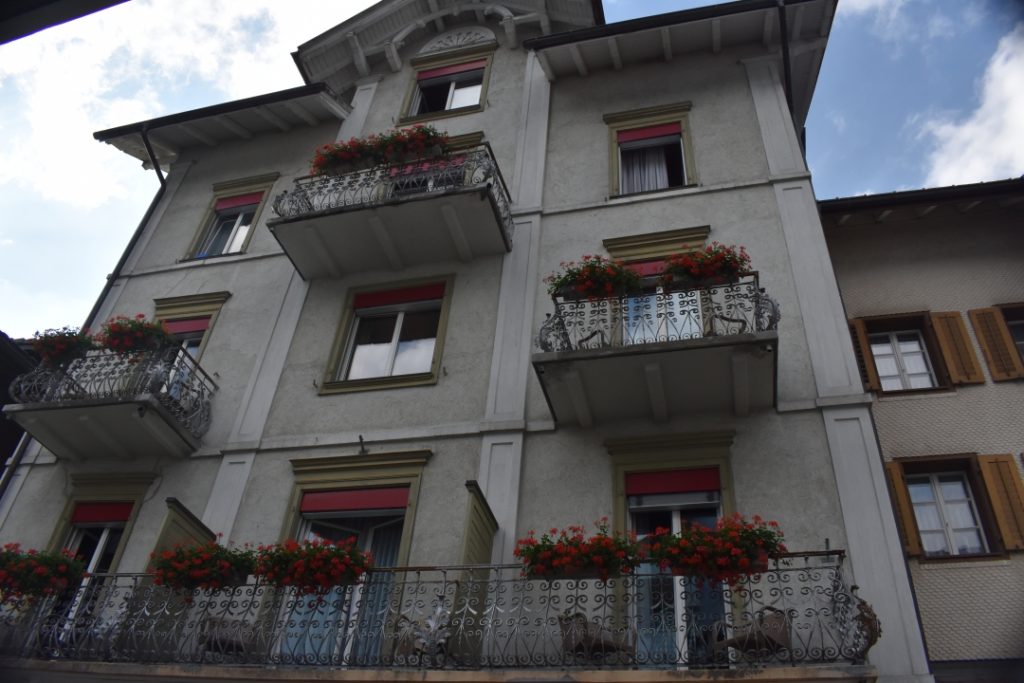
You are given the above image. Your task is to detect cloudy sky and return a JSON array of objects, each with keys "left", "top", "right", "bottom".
[{"left": 1, "top": 0, "right": 1021, "bottom": 339}]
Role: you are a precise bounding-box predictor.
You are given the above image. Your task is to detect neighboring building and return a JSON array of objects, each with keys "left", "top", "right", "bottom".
[
  {"left": 821, "top": 178, "right": 1024, "bottom": 683},
  {"left": 1, "top": 1, "right": 936, "bottom": 681}
]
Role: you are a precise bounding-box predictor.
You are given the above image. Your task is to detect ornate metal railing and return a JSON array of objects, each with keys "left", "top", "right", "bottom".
[
  {"left": 7, "top": 347, "right": 216, "bottom": 439},
  {"left": 0, "top": 552, "right": 878, "bottom": 668},
  {"left": 537, "top": 274, "right": 781, "bottom": 353},
  {"left": 270, "top": 145, "right": 514, "bottom": 246}
]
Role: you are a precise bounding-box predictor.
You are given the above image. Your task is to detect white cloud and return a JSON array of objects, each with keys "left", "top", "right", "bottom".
[
  {"left": 828, "top": 111, "right": 847, "bottom": 134},
  {"left": 837, "top": 0, "right": 912, "bottom": 43},
  {"left": 926, "top": 13, "right": 955, "bottom": 40},
  {"left": 920, "top": 24, "right": 1024, "bottom": 186}
]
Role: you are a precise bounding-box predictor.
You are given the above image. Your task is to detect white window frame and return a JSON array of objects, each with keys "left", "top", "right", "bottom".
[
  {"left": 195, "top": 204, "right": 257, "bottom": 258},
  {"left": 905, "top": 471, "right": 989, "bottom": 557},
  {"left": 338, "top": 300, "right": 442, "bottom": 382},
  {"left": 868, "top": 329, "right": 938, "bottom": 391}
]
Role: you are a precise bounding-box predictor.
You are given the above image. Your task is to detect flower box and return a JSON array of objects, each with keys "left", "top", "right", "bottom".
[
  {"left": 311, "top": 125, "right": 450, "bottom": 176},
  {"left": 660, "top": 243, "right": 750, "bottom": 291},
  {"left": 97, "top": 314, "right": 174, "bottom": 355},
  {"left": 647, "top": 514, "right": 786, "bottom": 585},
  {"left": 0, "top": 543, "right": 85, "bottom": 604},
  {"left": 255, "top": 538, "right": 373, "bottom": 593},
  {"left": 514, "top": 519, "right": 645, "bottom": 582},
  {"left": 30, "top": 327, "right": 94, "bottom": 368},
  {"left": 544, "top": 256, "right": 642, "bottom": 300},
  {"left": 150, "top": 542, "right": 256, "bottom": 594}
]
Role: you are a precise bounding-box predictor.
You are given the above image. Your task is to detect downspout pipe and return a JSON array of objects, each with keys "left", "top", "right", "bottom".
[
  {"left": 776, "top": 0, "right": 794, "bottom": 117},
  {"left": 84, "top": 126, "right": 166, "bottom": 329}
]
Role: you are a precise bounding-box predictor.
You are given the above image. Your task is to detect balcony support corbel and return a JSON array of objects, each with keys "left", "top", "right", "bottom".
[{"left": 644, "top": 362, "right": 669, "bottom": 422}]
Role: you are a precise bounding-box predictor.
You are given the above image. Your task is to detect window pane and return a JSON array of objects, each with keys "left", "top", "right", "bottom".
[
  {"left": 901, "top": 352, "right": 929, "bottom": 374},
  {"left": 944, "top": 501, "right": 978, "bottom": 530},
  {"left": 880, "top": 376, "right": 904, "bottom": 391},
  {"left": 199, "top": 215, "right": 236, "bottom": 256},
  {"left": 869, "top": 337, "right": 893, "bottom": 354},
  {"left": 908, "top": 373, "right": 935, "bottom": 389},
  {"left": 631, "top": 509, "right": 672, "bottom": 537},
  {"left": 417, "top": 82, "right": 451, "bottom": 113},
  {"left": 954, "top": 530, "right": 984, "bottom": 555},
  {"left": 347, "top": 315, "right": 397, "bottom": 380},
  {"left": 907, "top": 480, "right": 934, "bottom": 503},
  {"left": 920, "top": 531, "right": 950, "bottom": 555},
  {"left": 873, "top": 355, "right": 899, "bottom": 377},
  {"left": 225, "top": 210, "right": 255, "bottom": 253},
  {"left": 620, "top": 145, "right": 672, "bottom": 194},
  {"left": 896, "top": 335, "right": 923, "bottom": 352},
  {"left": 938, "top": 476, "right": 968, "bottom": 501},
  {"left": 912, "top": 502, "right": 943, "bottom": 531},
  {"left": 392, "top": 309, "right": 440, "bottom": 376},
  {"left": 449, "top": 82, "right": 481, "bottom": 109}
]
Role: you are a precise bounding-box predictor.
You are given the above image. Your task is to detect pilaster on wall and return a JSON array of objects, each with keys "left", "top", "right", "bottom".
[
  {"left": 476, "top": 51, "right": 550, "bottom": 557},
  {"left": 823, "top": 406, "right": 933, "bottom": 682},
  {"left": 337, "top": 77, "right": 379, "bottom": 141}
]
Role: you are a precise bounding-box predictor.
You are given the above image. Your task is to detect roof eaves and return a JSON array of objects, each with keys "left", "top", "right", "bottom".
[
  {"left": 523, "top": 0, "right": 817, "bottom": 50},
  {"left": 92, "top": 83, "right": 332, "bottom": 141},
  {"left": 818, "top": 177, "right": 1024, "bottom": 215}
]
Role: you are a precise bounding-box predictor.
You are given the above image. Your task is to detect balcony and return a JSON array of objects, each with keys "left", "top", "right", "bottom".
[
  {"left": 0, "top": 552, "right": 877, "bottom": 681},
  {"left": 3, "top": 348, "right": 216, "bottom": 461},
  {"left": 267, "top": 145, "right": 513, "bottom": 279},
  {"left": 532, "top": 275, "right": 780, "bottom": 426}
]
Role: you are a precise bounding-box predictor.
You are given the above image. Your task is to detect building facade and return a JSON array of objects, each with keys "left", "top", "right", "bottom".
[
  {"left": 822, "top": 179, "right": 1024, "bottom": 682},
  {"left": 2, "top": 1, "right": 936, "bottom": 681}
]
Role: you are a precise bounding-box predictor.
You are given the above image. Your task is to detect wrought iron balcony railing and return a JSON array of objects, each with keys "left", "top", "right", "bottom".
[
  {"left": 270, "top": 145, "right": 514, "bottom": 244},
  {"left": 7, "top": 347, "right": 216, "bottom": 439},
  {"left": 0, "top": 552, "right": 878, "bottom": 669},
  {"left": 537, "top": 275, "right": 781, "bottom": 353}
]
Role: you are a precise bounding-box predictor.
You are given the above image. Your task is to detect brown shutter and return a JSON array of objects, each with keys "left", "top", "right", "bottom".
[
  {"left": 849, "top": 319, "right": 881, "bottom": 391},
  {"left": 978, "top": 455, "right": 1024, "bottom": 551},
  {"left": 884, "top": 461, "right": 922, "bottom": 556},
  {"left": 929, "top": 312, "right": 984, "bottom": 384},
  {"left": 969, "top": 308, "right": 1024, "bottom": 381}
]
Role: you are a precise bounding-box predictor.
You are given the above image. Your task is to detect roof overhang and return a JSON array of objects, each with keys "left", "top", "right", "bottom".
[
  {"left": 93, "top": 83, "right": 349, "bottom": 168},
  {"left": 292, "top": 0, "right": 603, "bottom": 98},
  {"left": 818, "top": 177, "right": 1024, "bottom": 230},
  {"left": 524, "top": 0, "right": 835, "bottom": 130}
]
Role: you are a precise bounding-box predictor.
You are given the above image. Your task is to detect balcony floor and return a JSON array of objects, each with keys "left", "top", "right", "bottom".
[{"left": 533, "top": 332, "right": 777, "bottom": 426}]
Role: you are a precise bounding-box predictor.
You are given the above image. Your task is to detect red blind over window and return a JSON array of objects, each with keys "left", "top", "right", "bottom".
[
  {"left": 625, "top": 260, "right": 665, "bottom": 278},
  {"left": 617, "top": 122, "right": 682, "bottom": 144},
  {"left": 353, "top": 283, "right": 445, "bottom": 309},
  {"left": 215, "top": 192, "right": 264, "bottom": 211},
  {"left": 71, "top": 501, "right": 134, "bottom": 524},
  {"left": 300, "top": 487, "right": 410, "bottom": 514},
  {"left": 625, "top": 467, "right": 720, "bottom": 496},
  {"left": 163, "top": 317, "right": 211, "bottom": 335},
  {"left": 417, "top": 59, "right": 487, "bottom": 81}
]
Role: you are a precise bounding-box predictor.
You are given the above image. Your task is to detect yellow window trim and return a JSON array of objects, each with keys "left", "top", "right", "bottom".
[
  {"left": 284, "top": 450, "right": 432, "bottom": 568},
  {"left": 602, "top": 226, "right": 711, "bottom": 261},
  {"left": 321, "top": 274, "right": 455, "bottom": 395},
  {"left": 606, "top": 431, "right": 736, "bottom": 537},
  {"left": 47, "top": 473, "right": 155, "bottom": 573},
  {"left": 184, "top": 172, "right": 280, "bottom": 261},
  {"left": 154, "top": 291, "right": 231, "bottom": 360},
  {"left": 604, "top": 101, "right": 697, "bottom": 198}
]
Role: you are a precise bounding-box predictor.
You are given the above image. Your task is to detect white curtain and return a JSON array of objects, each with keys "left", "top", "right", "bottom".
[{"left": 621, "top": 147, "right": 669, "bottom": 194}]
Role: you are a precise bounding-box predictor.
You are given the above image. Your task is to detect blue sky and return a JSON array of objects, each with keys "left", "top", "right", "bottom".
[{"left": 0, "top": 0, "right": 1021, "bottom": 338}]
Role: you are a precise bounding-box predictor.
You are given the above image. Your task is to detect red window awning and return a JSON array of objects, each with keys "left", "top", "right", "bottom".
[
  {"left": 617, "top": 122, "right": 681, "bottom": 144},
  {"left": 163, "top": 317, "right": 210, "bottom": 335},
  {"left": 417, "top": 59, "right": 487, "bottom": 81},
  {"left": 71, "top": 501, "right": 134, "bottom": 524},
  {"left": 625, "top": 260, "right": 665, "bottom": 278},
  {"left": 625, "top": 467, "right": 720, "bottom": 496},
  {"left": 353, "top": 283, "right": 445, "bottom": 309},
  {"left": 215, "top": 192, "right": 264, "bottom": 211},
  {"left": 300, "top": 487, "right": 410, "bottom": 514}
]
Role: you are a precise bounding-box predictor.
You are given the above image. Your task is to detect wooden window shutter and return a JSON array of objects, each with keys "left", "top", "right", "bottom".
[
  {"left": 884, "top": 461, "right": 922, "bottom": 556},
  {"left": 849, "top": 319, "right": 880, "bottom": 391},
  {"left": 978, "top": 455, "right": 1024, "bottom": 551},
  {"left": 929, "top": 312, "right": 984, "bottom": 384},
  {"left": 969, "top": 308, "right": 1024, "bottom": 381}
]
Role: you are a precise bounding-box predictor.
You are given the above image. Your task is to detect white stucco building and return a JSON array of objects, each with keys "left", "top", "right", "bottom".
[{"left": 0, "top": 1, "right": 945, "bottom": 681}]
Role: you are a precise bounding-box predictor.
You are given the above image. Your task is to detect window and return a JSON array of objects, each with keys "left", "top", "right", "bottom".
[
  {"left": 411, "top": 61, "right": 485, "bottom": 114},
  {"left": 968, "top": 306, "right": 1024, "bottom": 381},
  {"left": 604, "top": 103, "right": 696, "bottom": 197},
  {"left": 65, "top": 501, "right": 133, "bottom": 574},
  {"left": 324, "top": 279, "right": 453, "bottom": 393},
  {"left": 886, "top": 455, "right": 1024, "bottom": 558},
  {"left": 402, "top": 52, "right": 492, "bottom": 122},
  {"left": 618, "top": 125, "right": 686, "bottom": 195},
  {"left": 849, "top": 312, "right": 984, "bottom": 392},
  {"left": 186, "top": 174, "right": 277, "bottom": 260},
  {"left": 868, "top": 330, "right": 937, "bottom": 391},
  {"left": 906, "top": 472, "right": 987, "bottom": 556},
  {"left": 155, "top": 291, "right": 230, "bottom": 362}
]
